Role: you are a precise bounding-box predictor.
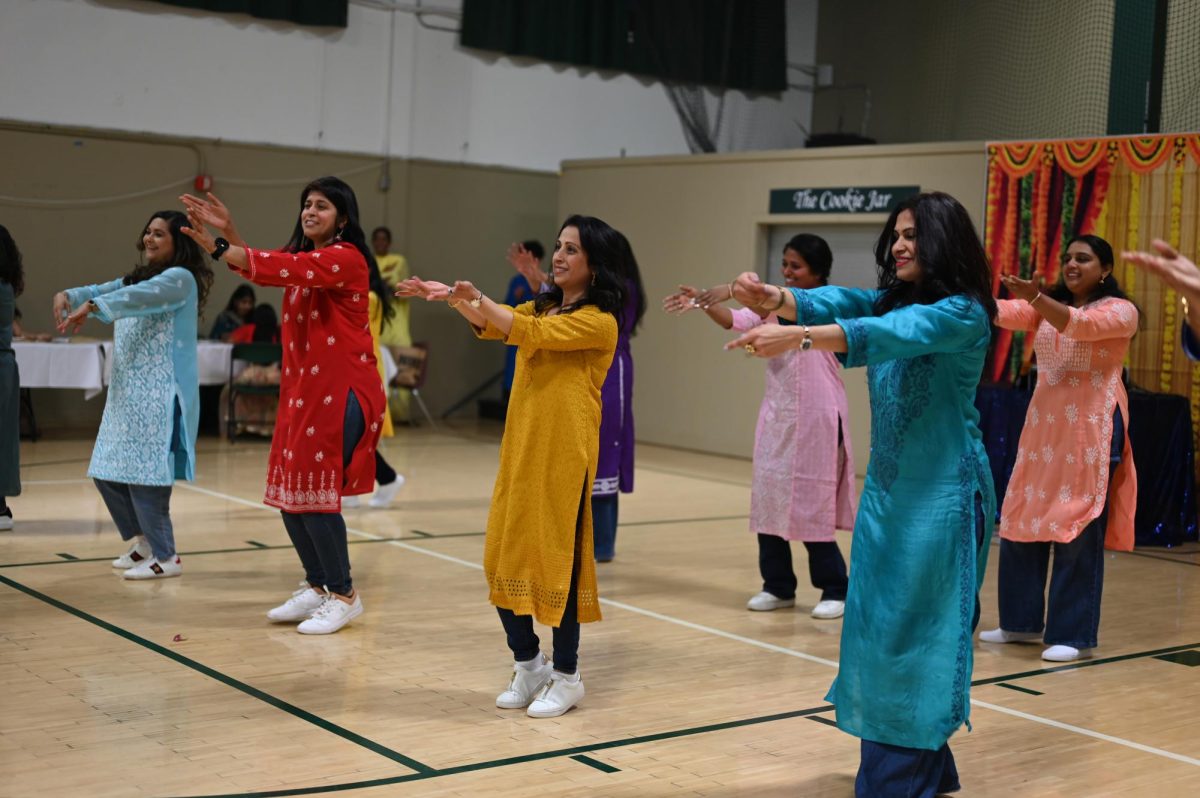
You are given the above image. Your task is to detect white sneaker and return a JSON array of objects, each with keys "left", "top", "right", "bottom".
[
  {"left": 123, "top": 555, "right": 181, "bottom": 580},
  {"left": 496, "top": 655, "right": 553, "bottom": 709},
  {"left": 267, "top": 583, "right": 327, "bottom": 622},
  {"left": 526, "top": 671, "right": 585, "bottom": 718},
  {"left": 0, "top": 510, "right": 13, "bottom": 531},
  {"left": 112, "top": 536, "right": 152, "bottom": 568},
  {"left": 979, "top": 628, "right": 1042, "bottom": 644},
  {"left": 368, "top": 475, "right": 406, "bottom": 508},
  {"left": 1042, "top": 645, "right": 1093, "bottom": 662},
  {"left": 341, "top": 495, "right": 361, "bottom": 509},
  {"left": 297, "top": 592, "right": 363, "bottom": 634},
  {"left": 746, "top": 591, "right": 795, "bottom": 612},
  {"left": 811, "top": 599, "right": 846, "bottom": 619}
]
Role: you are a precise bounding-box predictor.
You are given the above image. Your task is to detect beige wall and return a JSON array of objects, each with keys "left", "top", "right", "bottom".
[
  {"left": 558, "top": 142, "right": 988, "bottom": 470},
  {"left": 0, "top": 122, "right": 557, "bottom": 431}
]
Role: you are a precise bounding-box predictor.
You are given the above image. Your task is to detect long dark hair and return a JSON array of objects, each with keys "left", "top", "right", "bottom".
[
  {"left": 0, "top": 224, "right": 24, "bottom": 295},
  {"left": 1045, "top": 234, "right": 1132, "bottom": 306},
  {"left": 367, "top": 255, "right": 395, "bottom": 330},
  {"left": 128, "top": 210, "right": 213, "bottom": 312},
  {"left": 533, "top": 215, "right": 627, "bottom": 322},
  {"left": 872, "top": 192, "right": 996, "bottom": 319},
  {"left": 284, "top": 176, "right": 377, "bottom": 289},
  {"left": 224, "top": 283, "right": 256, "bottom": 315},
  {"left": 614, "top": 230, "right": 646, "bottom": 333},
  {"left": 785, "top": 233, "right": 833, "bottom": 285}
]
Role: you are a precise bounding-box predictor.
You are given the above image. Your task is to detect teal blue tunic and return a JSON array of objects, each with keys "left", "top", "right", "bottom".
[
  {"left": 788, "top": 286, "right": 996, "bottom": 751},
  {"left": 0, "top": 282, "right": 20, "bottom": 498},
  {"left": 65, "top": 268, "right": 200, "bottom": 486}
]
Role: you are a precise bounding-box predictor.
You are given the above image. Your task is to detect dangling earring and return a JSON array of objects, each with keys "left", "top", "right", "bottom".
[
  {"left": 334, "top": 226, "right": 345, "bottom": 242},
  {"left": 591, "top": 272, "right": 597, "bottom": 286}
]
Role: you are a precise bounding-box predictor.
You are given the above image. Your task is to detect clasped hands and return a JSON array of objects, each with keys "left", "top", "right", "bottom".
[{"left": 394, "top": 277, "right": 478, "bottom": 305}]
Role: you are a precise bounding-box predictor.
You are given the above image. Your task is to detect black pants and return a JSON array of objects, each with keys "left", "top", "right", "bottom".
[
  {"left": 758, "top": 535, "right": 849, "bottom": 601},
  {"left": 280, "top": 391, "right": 364, "bottom": 597},
  {"left": 374, "top": 450, "right": 397, "bottom": 486},
  {"left": 496, "top": 489, "right": 584, "bottom": 674}
]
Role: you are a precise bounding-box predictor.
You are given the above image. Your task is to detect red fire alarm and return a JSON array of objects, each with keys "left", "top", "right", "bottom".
[{"left": 193, "top": 174, "right": 213, "bottom": 192}]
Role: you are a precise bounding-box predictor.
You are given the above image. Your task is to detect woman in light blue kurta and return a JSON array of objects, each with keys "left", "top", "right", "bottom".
[
  {"left": 730, "top": 192, "right": 997, "bottom": 798},
  {"left": 56, "top": 210, "right": 213, "bottom": 579}
]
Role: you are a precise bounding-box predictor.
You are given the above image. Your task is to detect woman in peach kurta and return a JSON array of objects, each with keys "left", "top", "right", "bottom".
[
  {"left": 396, "top": 215, "right": 625, "bottom": 720},
  {"left": 983, "top": 235, "right": 1138, "bottom": 662}
]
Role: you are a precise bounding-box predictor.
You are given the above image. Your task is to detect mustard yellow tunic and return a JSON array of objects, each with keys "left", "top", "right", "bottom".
[
  {"left": 475, "top": 302, "right": 617, "bottom": 625},
  {"left": 367, "top": 292, "right": 394, "bottom": 438}
]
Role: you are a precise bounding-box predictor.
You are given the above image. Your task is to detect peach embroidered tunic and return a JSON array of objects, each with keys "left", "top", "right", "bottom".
[{"left": 994, "top": 297, "right": 1138, "bottom": 550}]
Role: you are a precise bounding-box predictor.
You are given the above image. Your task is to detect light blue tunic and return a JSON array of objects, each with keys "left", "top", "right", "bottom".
[
  {"left": 788, "top": 286, "right": 996, "bottom": 751},
  {"left": 65, "top": 268, "right": 199, "bottom": 486}
]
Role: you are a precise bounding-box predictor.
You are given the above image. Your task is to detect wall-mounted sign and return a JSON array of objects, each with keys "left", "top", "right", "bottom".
[{"left": 769, "top": 185, "right": 920, "bottom": 215}]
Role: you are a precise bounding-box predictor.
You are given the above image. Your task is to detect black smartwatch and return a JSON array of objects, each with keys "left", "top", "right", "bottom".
[{"left": 210, "top": 237, "right": 231, "bottom": 262}]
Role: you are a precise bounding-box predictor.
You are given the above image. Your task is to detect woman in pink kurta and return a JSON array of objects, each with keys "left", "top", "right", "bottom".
[
  {"left": 981, "top": 234, "right": 1138, "bottom": 662},
  {"left": 182, "top": 178, "right": 385, "bottom": 636},
  {"left": 664, "top": 234, "right": 857, "bottom": 619}
]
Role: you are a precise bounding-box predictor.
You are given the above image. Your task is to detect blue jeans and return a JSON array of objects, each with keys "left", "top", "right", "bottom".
[
  {"left": 280, "top": 390, "right": 365, "bottom": 597},
  {"left": 592, "top": 494, "right": 618, "bottom": 560},
  {"left": 857, "top": 739, "right": 960, "bottom": 797},
  {"left": 997, "top": 408, "right": 1124, "bottom": 649},
  {"left": 758, "top": 535, "right": 849, "bottom": 601},
  {"left": 94, "top": 479, "right": 176, "bottom": 562}
]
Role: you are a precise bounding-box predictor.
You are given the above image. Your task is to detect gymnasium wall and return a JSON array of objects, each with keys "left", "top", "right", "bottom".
[
  {"left": 0, "top": 123, "right": 558, "bottom": 429},
  {"left": 558, "top": 142, "right": 988, "bottom": 471}
]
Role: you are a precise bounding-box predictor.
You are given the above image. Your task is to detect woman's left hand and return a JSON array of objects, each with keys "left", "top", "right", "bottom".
[
  {"left": 446, "top": 280, "right": 479, "bottom": 304},
  {"left": 1001, "top": 273, "right": 1041, "bottom": 303},
  {"left": 394, "top": 276, "right": 451, "bottom": 300},
  {"left": 57, "top": 302, "right": 92, "bottom": 335},
  {"left": 725, "top": 324, "right": 801, "bottom": 358}
]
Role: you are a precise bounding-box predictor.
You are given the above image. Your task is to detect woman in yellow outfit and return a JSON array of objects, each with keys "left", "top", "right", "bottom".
[
  {"left": 371, "top": 226, "right": 412, "bottom": 423},
  {"left": 396, "top": 215, "right": 625, "bottom": 718}
]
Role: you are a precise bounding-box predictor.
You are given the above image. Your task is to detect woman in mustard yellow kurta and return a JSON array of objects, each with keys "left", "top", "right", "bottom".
[{"left": 396, "top": 215, "right": 625, "bottom": 719}]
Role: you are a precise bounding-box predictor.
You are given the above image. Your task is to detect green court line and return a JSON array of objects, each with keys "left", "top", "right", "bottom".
[
  {"left": 405, "top": 514, "right": 753, "bottom": 542},
  {"left": 1153, "top": 650, "right": 1200, "bottom": 667},
  {"left": 972, "top": 641, "right": 1200, "bottom": 686},
  {"left": 570, "top": 754, "right": 620, "bottom": 773},
  {"left": 996, "top": 682, "right": 1044, "bottom": 696},
  {"left": 806, "top": 714, "right": 840, "bottom": 728},
  {"left": 172, "top": 704, "right": 836, "bottom": 798},
  {"left": 55, "top": 553, "right": 79, "bottom": 561},
  {"left": 407, "top": 529, "right": 433, "bottom": 538},
  {"left": 0, "top": 572, "right": 434, "bottom": 775},
  {"left": 0, "top": 537, "right": 406, "bottom": 569}
]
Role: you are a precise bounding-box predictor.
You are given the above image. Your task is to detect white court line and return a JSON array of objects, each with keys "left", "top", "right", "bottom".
[
  {"left": 178, "top": 481, "right": 1199, "bottom": 768},
  {"left": 23, "top": 479, "right": 92, "bottom": 485}
]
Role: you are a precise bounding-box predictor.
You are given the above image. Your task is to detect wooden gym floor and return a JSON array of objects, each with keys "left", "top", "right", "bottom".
[{"left": 2, "top": 424, "right": 1198, "bottom": 797}]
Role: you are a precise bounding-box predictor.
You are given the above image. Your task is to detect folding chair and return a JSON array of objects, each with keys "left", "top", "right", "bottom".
[
  {"left": 389, "top": 341, "right": 436, "bottom": 428},
  {"left": 227, "top": 342, "right": 282, "bottom": 442}
]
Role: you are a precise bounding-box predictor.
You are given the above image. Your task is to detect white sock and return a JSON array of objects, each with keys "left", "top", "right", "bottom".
[
  {"left": 555, "top": 670, "right": 580, "bottom": 683},
  {"left": 515, "top": 654, "right": 544, "bottom": 671}
]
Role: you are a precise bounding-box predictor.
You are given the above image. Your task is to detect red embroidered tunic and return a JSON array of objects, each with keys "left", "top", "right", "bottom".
[{"left": 234, "top": 243, "right": 385, "bottom": 513}]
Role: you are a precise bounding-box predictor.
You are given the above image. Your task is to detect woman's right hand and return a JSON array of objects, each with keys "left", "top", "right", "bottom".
[
  {"left": 52, "top": 292, "right": 71, "bottom": 326},
  {"left": 180, "top": 192, "right": 236, "bottom": 236},
  {"left": 394, "top": 276, "right": 451, "bottom": 301},
  {"left": 731, "top": 271, "right": 773, "bottom": 308},
  {"left": 662, "top": 285, "right": 701, "bottom": 314}
]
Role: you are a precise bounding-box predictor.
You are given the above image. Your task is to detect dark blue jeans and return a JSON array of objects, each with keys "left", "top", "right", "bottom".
[
  {"left": 758, "top": 535, "right": 849, "bottom": 601},
  {"left": 997, "top": 408, "right": 1124, "bottom": 649},
  {"left": 592, "top": 493, "right": 618, "bottom": 560},
  {"left": 497, "top": 490, "right": 584, "bottom": 674},
  {"left": 94, "top": 479, "right": 176, "bottom": 561},
  {"left": 857, "top": 740, "right": 959, "bottom": 797},
  {"left": 280, "top": 391, "right": 365, "bottom": 597}
]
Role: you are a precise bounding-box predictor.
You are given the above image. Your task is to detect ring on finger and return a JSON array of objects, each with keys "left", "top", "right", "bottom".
[{"left": 744, "top": 344, "right": 757, "bottom": 355}]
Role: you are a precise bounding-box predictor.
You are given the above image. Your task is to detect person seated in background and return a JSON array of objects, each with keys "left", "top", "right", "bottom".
[
  {"left": 209, "top": 283, "right": 255, "bottom": 341},
  {"left": 503, "top": 240, "right": 545, "bottom": 403},
  {"left": 12, "top": 306, "right": 53, "bottom": 341},
  {"left": 220, "top": 303, "right": 281, "bottom": 438},
  {"left": 1123, "top": 239, "right": 1200, "bottom": 359}
]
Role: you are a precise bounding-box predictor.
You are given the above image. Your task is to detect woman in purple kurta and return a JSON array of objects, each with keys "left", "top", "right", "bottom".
[
  {"left": 591, "top": 236, "right": 645, "bottom": 562},
  {"left": 664, "top": 234, "right": 856, "bottom": 618}
]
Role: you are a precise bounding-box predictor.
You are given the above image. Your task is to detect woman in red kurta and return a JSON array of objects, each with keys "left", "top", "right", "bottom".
[
  {"left": 982, "top": 234, "right": 1138, "bottom": 662},
  {"left": 182, "top": 177, "right": 385, "bottom": 635}
]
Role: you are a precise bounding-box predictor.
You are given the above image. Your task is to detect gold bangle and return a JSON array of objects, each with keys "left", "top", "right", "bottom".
[
  {"left": 727, "top": 282, "right": 735, "bottom": 300},
  {"left": 1030, "top": 292, "right": 1043, "bottom": 305},
  {"left": 1184, "top": 296, "right": 1190, "bottom": 316},
  {"left": 447, "top": 298, "right": 462, "bottom": 309},
  {"left": 768, "top": 286, "right": 787, "bottom": 311}
]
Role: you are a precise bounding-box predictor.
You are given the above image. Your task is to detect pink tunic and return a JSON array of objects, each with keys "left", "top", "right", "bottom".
[
  {"left": 994, "top": 297, "right": 1138, "bottom": 550},
  {"left": 732, "top": 308, "right": 857, "bottom": 541}
]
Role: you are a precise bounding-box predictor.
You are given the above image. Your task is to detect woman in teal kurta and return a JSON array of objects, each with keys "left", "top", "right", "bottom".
[
  {"left": 730, "top": 192, "right": 996, "bottom": 797},
  {"left": 56, "top": 210, "right": 212, "bottom": 578}
]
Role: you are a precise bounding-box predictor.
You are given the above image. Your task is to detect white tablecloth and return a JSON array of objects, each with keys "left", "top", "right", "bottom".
[{"left": 14, "top": 340, "right": 234, "bottom": 399}]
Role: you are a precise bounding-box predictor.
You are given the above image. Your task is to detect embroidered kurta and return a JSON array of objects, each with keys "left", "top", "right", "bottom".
[
  {"left": 367, "top": 291, "right": 394, "bottom": 438},
  {"left": 236, "top": 244, "right": 385, "bottom": 513},
  {"left": 789, "top": 286, "right": 996, "bottom": 751},
  {"left": 731, "top": 308, "right": 857, "bottom": 540},
  {"left": 475, "top": 302, "right": 617, "bottom": 626},
  {"left": 994, "top": 297, "right": 1138, "bottom": 550},
  {"left": 65, "top": 268, "right": 200, "bottom": 486},
  {"left": 0, "top": 282, "right": 21, "bottom": 498},
  {"left": 594, "top": 283, "right": 640, "bottom": 496}
]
